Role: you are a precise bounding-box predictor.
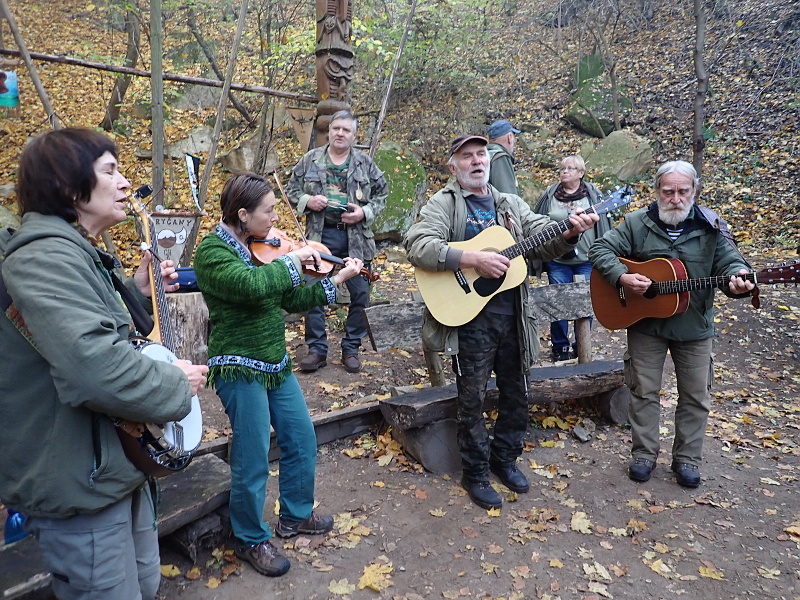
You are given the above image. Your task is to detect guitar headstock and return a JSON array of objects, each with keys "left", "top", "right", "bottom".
[
  {"left": 757, "top": 261, "right": 800, "bottom": 285},
  {"left": 129, "top": 185, "right": 154, "bottom": 248},
  {"left": 595, "top": 185, "right": 634, "bottom": 216}
]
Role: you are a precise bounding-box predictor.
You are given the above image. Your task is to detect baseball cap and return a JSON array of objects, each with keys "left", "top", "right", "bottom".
[
  {"left": 448, "top": 135, "right": 488, "bottom": 158},
  {"left": 487, "top": 119, "right": 521, "bottom": 139}
]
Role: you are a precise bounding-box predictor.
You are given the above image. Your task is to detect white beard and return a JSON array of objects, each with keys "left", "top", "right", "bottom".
[
  {"left": 454, "top": 165, "right": 489, "bottom": 191},
  {"left": 658, "top": 201, "right": 693, "bottom": 226}
]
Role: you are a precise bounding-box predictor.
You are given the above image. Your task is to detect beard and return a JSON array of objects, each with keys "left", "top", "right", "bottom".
[
  {"left": 454, "top": 164, "right": 489, "bottom": 191},
  {"left": 658, "top": 199, "right": 693, "bottom": 226}
]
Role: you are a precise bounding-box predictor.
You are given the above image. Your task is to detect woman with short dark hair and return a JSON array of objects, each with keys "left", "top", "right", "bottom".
[
  {"left": 193, "top": 172, "right": 364, "bottom": 577},
  {"left": 0, "top": 127, "right": 209, "bottom": 599}
]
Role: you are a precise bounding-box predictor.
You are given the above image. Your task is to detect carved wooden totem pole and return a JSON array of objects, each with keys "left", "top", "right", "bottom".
[{"left": 313, "top": 0, "right": 354, "bottom": 147}]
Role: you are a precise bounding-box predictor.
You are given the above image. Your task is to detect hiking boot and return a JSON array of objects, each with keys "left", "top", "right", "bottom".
[
  {"left": 234, "top": 539, "right": 290, "bottom": 577},
  {"left": 461, "top": 477, "right": 502, "bottom": 510},
  {"left": 275, "top": 512, "right": 334, "bottom": 538},
  {"left": 672, "top": 462, "right": 701, "bottom": 488},
  {"left": 299, "top": 352, "right": 327, "bottom": 372},
  {"left": 628, "top": 457, "right": 656, "bottom": 482},
  {"left": 552, "top": 347, "right": 571, "bottom": 362},
  {"left": 342, "top": 354, "right": 361, "bottom": 373},
  {"left": 490, "top": 462, "right": 530, "bottom": 493}
]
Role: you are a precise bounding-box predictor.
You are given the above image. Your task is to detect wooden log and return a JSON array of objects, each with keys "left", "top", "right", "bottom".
[
  {"left": 529, "top": 280, "right": 593, "bottom": 323},
  {"left": 363, "top": 301, "right": 424, "bottom": 352},
  {"left": 0, "top": 537, "right": 52, "bottom": 600},
  {"left": 381, "top": 361, "right": 624, "bottom": 430},
  {"left": 158, "top": 453, "right": 231, "bottom": 538},
  {"left": 526, "top": 360, "right": 623, "bottom": 403},
  {"left": 592, "top": 385, "right": 631, "bottom": 425},
  {"left": 166, "top": 291, "right": 209, "bottom": 366}
]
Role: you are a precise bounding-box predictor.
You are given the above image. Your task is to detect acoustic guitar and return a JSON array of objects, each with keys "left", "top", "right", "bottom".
[
  {"left": 115, "top": 186, "right": 204, "bottom": 477},
  {"left": 590, "top": 257, "right": 800, "bottom": 330},
  {"left": 414, "top": 186, "right": 633, "bottom": 327}
]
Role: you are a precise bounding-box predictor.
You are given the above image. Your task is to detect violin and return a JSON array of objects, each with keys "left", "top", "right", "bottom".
[{"left": 249, "top": 228, "right": 379, "bottom": 282}]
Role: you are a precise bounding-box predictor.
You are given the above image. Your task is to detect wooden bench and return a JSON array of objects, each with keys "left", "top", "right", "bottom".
[
  {"left": 363, "top": 279, "right": 630, "bottom": 474},
  {"left": 1, "top": 453, "right": 230, "bottom": 600}
]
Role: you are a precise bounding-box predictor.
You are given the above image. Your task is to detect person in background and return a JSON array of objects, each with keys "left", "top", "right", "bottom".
[
  {"left": 403, "top": 135, "right": 598, "bottom": 511},
  {"left": 0, "top": 127, "right": 208, "bottom": 600},
  {"left": 589, "top": 160, "right": 755, "bottom": 488},
  {"left": 193, "top": 172, "right": 364, "bottom": 577},
  {"left": 486, "top": 119, "right": 521, "bottom": 195},
  {"left": 287, "top": 110, "right": 388, "bottom": 374},
  {"left": 533, "top": 155, "right": 610, "bottom": 361}
]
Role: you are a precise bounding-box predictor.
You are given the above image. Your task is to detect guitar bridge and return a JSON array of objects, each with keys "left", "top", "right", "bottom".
[
  {"left": 454, "top": 269, "right": 471, "bottom": 294},
  {"left": 618, "top": 286, "right": 627, "bottom": 307}
]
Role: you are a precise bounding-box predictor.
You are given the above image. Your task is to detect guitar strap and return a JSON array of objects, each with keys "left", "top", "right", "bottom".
[
  {"left": 97, "top": 251, "right": 155, "bottom": 337},
  {"left": 695, "top": 204, "right": 760, "bottom": 308}
]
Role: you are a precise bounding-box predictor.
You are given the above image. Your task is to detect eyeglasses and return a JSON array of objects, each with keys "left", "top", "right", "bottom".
[{"left": 559, "top": 167, "right": 580, "bottom": 172}]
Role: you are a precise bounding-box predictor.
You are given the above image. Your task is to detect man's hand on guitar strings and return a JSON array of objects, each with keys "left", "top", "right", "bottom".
[{"left": 619, "top": 272, "right": 653, "bottom": 296}]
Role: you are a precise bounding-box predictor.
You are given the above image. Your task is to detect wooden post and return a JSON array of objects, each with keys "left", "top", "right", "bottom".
[
  {"left": 151, "top": 0, "right": 165, "bottom": 206},
  {"left": 0, "top": 0, "right": 58, "bottom": 128},
  {"left": 188, "top": 0, "right": 249, "bottom": 264},
  {"left": 368, "top": 0, "right": 417, "bottom": 158}
]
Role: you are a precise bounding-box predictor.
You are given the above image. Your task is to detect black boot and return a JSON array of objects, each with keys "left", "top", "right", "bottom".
[{"left": 461, "top": 477, "right": 502, "bottom": 510}]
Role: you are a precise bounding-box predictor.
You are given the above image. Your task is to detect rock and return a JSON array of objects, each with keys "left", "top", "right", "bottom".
[
  {"left": 585, "top": 130, "right": 654, "bottom": 182},
  {"left": 564, "top": 55, "right": 633, "bottom": 138},
  {"left": 0, "top": 204, "right": 20, "bottom": 229},
  {"left": 373, "top": 141, "right": 427, "bottom": 242},
  {"left": 217, "top": 129, "right": 280, "bottom": 174},
  {"left": 572, "top": 425, "right": 592, "bottom": 443}
]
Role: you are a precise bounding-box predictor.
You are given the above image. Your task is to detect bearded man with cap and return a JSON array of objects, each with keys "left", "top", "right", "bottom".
[
  {"left": 403, "top": 135, "right": 598, "bottom": 510},
  {"left": 486, "top": 119, "right": 521, "bottom": 195}
]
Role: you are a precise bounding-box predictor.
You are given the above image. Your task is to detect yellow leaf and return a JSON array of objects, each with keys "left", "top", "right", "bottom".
[
  {"left": 328, "top": 578, "right": 356, "bottom": 595},
  {"left": 205, "top": 576, "right": 221, "bottom": 589},
  {"left": 160, "top": 564, "right": 181, "bottom": 578},
  {"left": 488, "top": 506, "right": 502, "bottom": 517},
  {"left": 540, "top": 440, "right": 556, "bottom": 448},
  {"left": 699, "top": 565, "right": 725, "bottom": 580},
  {"left": 571, "top": 511, "right": 593, "bottom": 534},
  {"left": 481, "top": 562, "right": 499, "bottom": 574},
  {"left": 372, "top": 480, "right": 385, "bottom": 487},
  {"left": 549, "top": 558, "right": 564, "bottom": 568},
  {"left": 185, "top": 566, "right": 202, "bottom": 580},
  {"left": 358, "top": 562, "right": 394, "bottom": 591},
  {"left": 342, "top": 447, "right": 365, "bottom": 458},
  {"left": 430, "top": 508, "right": 447, "bottom": 517}
]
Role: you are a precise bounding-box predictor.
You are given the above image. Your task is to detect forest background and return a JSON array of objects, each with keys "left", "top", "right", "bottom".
[{"left": 0, "top": 0, "right": 797, "bottom": 260}]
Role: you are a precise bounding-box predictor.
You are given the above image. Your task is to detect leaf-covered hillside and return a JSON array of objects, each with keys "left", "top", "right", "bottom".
[{"left": 0, "top": 0, "right": 797, "bottom": 262}]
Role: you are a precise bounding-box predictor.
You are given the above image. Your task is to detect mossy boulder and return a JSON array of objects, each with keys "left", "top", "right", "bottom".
[{"left": 373, "top": 141, "right": 428, "bottom": 242}]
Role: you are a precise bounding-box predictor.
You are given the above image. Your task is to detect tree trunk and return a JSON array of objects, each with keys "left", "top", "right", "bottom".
[
  {"left": 100, "top": 10, "right": 140, "bottom": 131},
  {"left": 186, "top": 7, "right": 254, "bottom": 126},
  {"left": 692, "top": 0, "right": 709, "bottom": 178}
]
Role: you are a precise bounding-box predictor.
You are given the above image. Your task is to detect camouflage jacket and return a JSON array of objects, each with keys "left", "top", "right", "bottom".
[{"left": 286, "top": 145, "right": 388, "bottom": 261}]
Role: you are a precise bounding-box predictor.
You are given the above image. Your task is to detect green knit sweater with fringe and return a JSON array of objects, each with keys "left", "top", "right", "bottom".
[{"left": 194, "top": 228, "right": 336, "bottom": 390}]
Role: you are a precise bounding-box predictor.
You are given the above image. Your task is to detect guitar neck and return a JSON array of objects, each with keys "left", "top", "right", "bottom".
[
  {"left": 500, "top": 205, "right": 598, "bottom": 260},
  {"left": 146, "top": 225, "right": 177, "bottom": 353},
  {"left": 654, "top": 272, "right": 755, "bottom": 295}
]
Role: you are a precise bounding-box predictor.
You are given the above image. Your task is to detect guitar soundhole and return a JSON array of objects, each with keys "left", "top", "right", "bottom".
[{"left": 473, "top": 273, "right": 506, "bottom": 297}]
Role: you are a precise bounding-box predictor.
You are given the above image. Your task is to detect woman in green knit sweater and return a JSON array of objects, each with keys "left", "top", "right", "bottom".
[{"left": 194, "top": 173, "right": 363, "bottom": 577}]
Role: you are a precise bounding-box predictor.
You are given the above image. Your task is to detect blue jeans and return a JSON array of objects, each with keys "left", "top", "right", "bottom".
[
  {"left": 305, "top": 226, "right": 370, "bottom": 356},
  {"left": 543, "top": 260, "right": 593, "bottom": 353},
  {"left": 215, "top": 373, "right": 317, "bottom": 545}
]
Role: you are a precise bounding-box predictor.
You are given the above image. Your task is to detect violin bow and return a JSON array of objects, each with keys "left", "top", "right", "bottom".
[{"left": 272, "top": 173, "right": 311, "bottom": 245}]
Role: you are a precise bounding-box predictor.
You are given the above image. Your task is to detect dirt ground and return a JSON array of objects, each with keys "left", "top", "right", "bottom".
[{"left": 157, "top": 248, "right": 800, "bottom": 600}]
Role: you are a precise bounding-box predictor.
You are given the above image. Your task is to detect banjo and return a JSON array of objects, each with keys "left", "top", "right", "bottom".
[{"left": 115, "top": 185, "right": 203, "bottom": 477}]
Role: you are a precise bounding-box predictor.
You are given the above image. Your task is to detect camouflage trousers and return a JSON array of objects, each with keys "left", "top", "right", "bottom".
[{"left": 455, "top": 311, "right": 528, "bottom": 481}]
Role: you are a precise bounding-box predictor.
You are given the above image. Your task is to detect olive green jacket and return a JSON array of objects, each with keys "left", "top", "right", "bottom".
[
  {"left": 403, "top": 180, "right": 577, "bottom": 370},
  {"left": 287, "top": 145, "right": 388, "bottom": 261}
]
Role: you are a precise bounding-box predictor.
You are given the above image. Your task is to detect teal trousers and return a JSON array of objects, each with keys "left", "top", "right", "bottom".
[{"left": 216, "top": 373, "right": 317, "bottom": 545}]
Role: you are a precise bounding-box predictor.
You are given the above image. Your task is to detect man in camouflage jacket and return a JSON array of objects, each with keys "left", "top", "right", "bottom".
[{"left": 287, "top": 110, "right": 388, "bottom": 373}]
